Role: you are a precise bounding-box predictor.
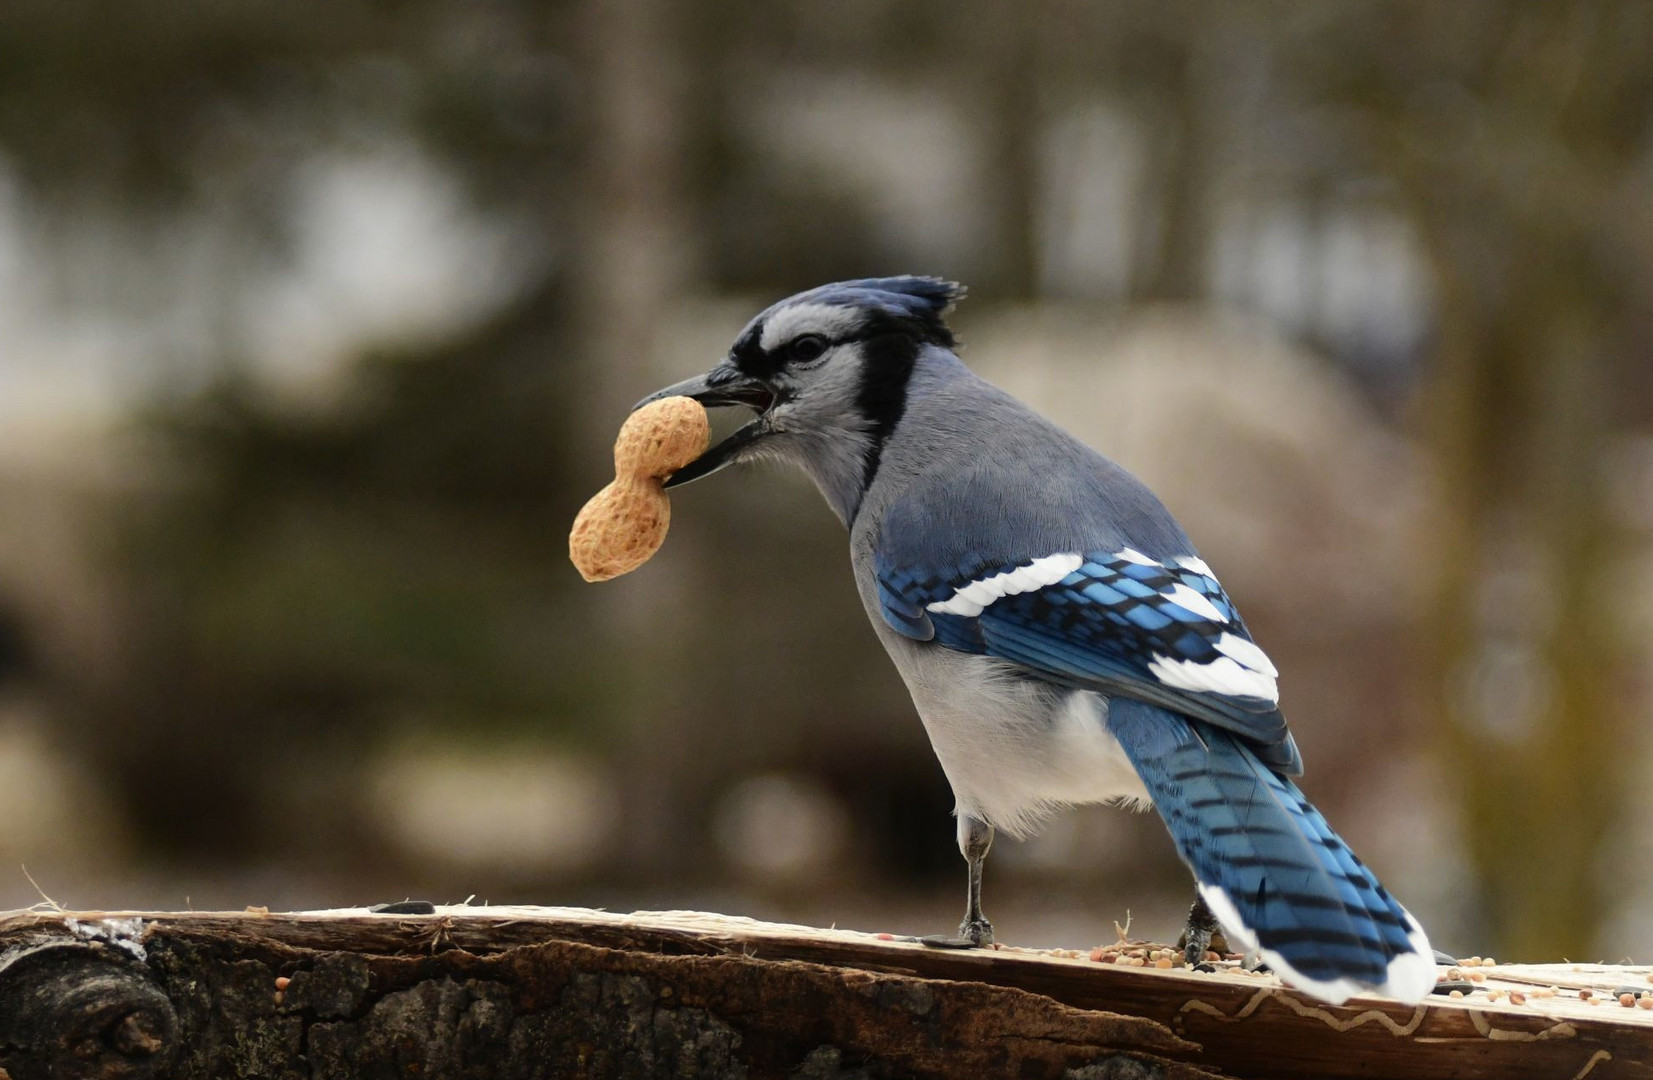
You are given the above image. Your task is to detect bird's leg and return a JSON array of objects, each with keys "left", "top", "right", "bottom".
[
  {"left": 1178, "top": 892, "right": 1224, "bottom": 970},
  {"left": 958, "top": 814, "right": 994, "bottom": 943},
  {"left": 920, "top": 815, "right": 995, "bottom": 949}
]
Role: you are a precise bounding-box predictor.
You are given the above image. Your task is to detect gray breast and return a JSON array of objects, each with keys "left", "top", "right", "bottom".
[{"left": 868, "top": 624, "right": 1150, "bottom": 837}]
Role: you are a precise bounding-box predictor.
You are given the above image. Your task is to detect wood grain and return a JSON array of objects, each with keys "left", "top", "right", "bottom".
[{"left": 1, "top": 906, "right": 1649, "bottom": 1079}]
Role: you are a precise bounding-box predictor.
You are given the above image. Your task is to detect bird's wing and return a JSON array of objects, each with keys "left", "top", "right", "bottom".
[{"left": 876, "top": 543, "right": 1301, "bottom": 772}]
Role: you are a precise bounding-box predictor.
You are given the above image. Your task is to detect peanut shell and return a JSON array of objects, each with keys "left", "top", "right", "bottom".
[{"left": 569, "top": 396, "right": 710, "bottom": 582}]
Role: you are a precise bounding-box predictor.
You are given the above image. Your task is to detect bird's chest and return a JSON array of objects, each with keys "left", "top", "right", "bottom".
[{"left": 876, "top": 632, "right": 1150, "bottom": 838}]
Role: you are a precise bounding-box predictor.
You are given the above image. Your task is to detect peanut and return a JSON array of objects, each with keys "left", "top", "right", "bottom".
[{"left": 569, "top": 397, "right": 710, "bottom": 582}]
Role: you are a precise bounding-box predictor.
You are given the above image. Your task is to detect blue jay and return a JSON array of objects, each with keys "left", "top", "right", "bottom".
[{"left": 635, "top": 277, "right": 1435, "bottom": 1005}]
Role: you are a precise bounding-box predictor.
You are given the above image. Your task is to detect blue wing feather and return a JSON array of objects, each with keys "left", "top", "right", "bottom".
[
  {"left": 875, "top": 547, "right": 1301, "bottom": 772},
  {"left": 876, "top": 578, "right": 933, "bottom": 640}
]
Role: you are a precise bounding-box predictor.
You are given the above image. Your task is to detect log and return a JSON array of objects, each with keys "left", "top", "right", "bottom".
[{"left": 0, "top": 906, "right": 1647, "bottom": 1080}]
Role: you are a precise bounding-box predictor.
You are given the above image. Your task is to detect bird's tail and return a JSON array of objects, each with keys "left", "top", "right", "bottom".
[{"left": 1108, "top": 698, "right": 1435, "bottom": 1005}]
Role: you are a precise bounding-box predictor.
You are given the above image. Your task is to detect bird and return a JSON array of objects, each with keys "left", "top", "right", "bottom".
[{"left": 634, "top": 276, "right": 1435, "bottom": 1005}]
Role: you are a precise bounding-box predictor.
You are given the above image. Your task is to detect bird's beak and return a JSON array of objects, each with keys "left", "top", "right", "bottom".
[{"left": 632, "top": 365, "right": 776, "bottom": 488}]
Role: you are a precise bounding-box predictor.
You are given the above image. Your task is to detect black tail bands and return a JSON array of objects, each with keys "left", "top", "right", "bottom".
[{"left": 1107, "top": 697, "right": 1434, "bottom": 1005}]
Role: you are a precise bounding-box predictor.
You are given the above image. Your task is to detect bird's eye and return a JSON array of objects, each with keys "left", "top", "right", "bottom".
[{"left": 787, "top": 334, "right": 829, "bottom": 363}]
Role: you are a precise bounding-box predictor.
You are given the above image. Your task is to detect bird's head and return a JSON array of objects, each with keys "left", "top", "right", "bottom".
[{"left": 634, "top": 276, "right": 965, "bottom": 514}]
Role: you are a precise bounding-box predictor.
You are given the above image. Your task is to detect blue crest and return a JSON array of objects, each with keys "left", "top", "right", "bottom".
[
  {"left": 768, "top": 276, "right": 965, "bottom": 346},
  {"left": 794, "top": 276, "right": 964, "bottom": 318}
]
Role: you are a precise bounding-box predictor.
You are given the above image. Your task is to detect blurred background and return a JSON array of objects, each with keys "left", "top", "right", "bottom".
[{"left": 0, "top": 0, "right": 1650, "bottom": 965}]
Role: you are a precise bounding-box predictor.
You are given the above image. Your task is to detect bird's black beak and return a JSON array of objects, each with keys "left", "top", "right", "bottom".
[{"left": 632, "top": 365, "right": 776, "bottom": 488}]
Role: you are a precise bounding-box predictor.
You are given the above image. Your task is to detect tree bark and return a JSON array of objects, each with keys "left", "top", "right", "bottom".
[{"left": 2, "top": 907, "right": 1650, "bottom": 1080}]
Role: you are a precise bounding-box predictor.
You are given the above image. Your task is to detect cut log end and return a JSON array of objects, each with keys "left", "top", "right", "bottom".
[{"left": 0, "top": 941, "right": 177, "bottom": 1080}]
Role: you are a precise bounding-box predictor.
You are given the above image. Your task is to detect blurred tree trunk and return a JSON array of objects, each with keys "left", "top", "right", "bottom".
[
  {"left": 574, "top": 0, "right": 693, "bottom": 426},
  {"left": 1135, "top": 32, "right": 1210, "bottom": 302},
  {"left": 571, "top": 0, "right": 707, "bottom": 876},
  {"left": 1424, "top": 271, "right": 1617, "bottom": 960},
  {"left": 972, "top": 0, "right": 1042, "bottom": 297},
  {"left": 1397, "top": 5, "right": 1641, "bottom": 960}
]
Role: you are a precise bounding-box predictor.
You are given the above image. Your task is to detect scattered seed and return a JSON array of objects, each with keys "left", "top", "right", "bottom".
[
  {"left": 875, "top": 933, "right": 895, "bottom": 941},
  {"left": 274, "top": 976, "right": 291, "bottom": 990},
  {"left": 1469, "top": 971, "right": 1486, "bottom": 983},
  {"left": 1509, "top": 991, "right": 1527, "bottom": 1005},
  {"left": 1639, "top": 997, "right": 1653, "bottom": 1011},
  {"left": 1154, "top": 958, "right": 1174, "bottom": 969},
  {"left": 1621, "top": 994, "right": 1636, "bottom": 1007},
  {"left": 1483, "top": 957, "right": 1496, "bottom": 967},
  {"left": 1581, "top": 989, "right": 1594, "bottom": 1001},
  {"left": 1448, "top": 990, "right": 1465, "bottom": 999}
]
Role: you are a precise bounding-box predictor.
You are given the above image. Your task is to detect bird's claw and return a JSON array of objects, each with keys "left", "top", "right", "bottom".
[
  {"left": 1178, "top": 895, "right": 1226, "bottom": 967},
  {"left": 919, "top": 917, "right": 993, "bottom": 950},
  {"left": 1180, "top": 925, "right": 1212, "bottom": 968}
]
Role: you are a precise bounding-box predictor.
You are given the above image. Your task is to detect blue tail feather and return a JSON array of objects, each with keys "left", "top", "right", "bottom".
[{"left": 1107, "top": 698, "right": 1433, "bottom": 1004}]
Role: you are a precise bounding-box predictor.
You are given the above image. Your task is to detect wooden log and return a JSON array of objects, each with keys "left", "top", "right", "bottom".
[{"left": 0, "top": 906, "right": 1647, "bottom": 1079}]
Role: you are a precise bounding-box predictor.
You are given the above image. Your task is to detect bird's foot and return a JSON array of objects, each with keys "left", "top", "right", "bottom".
[
  {"left": 1176, "top": 897, "right": 1228, "bottom": 968},
  {"left": 919, "top": 916, "right": 993, "bottom": 950},
  {"left": 1179, "top": 921, "right": 1213, "bottom": 969}
]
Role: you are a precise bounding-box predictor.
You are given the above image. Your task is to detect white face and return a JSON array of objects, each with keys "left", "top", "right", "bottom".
[
  {"left": 639, "top": 278, "right": 959, "bottom": 517},
  {"left": 755, "top": 305, "right": 874, "bottom": 429},
  {"left": 757, "top": 302, "right": 865, "bottom": 353},
  {"left": 729, "top": 300, "right": 917, "bottom": 522},
  {"left": 748, "top": 305, "right": 879, "bottom": 492}
]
